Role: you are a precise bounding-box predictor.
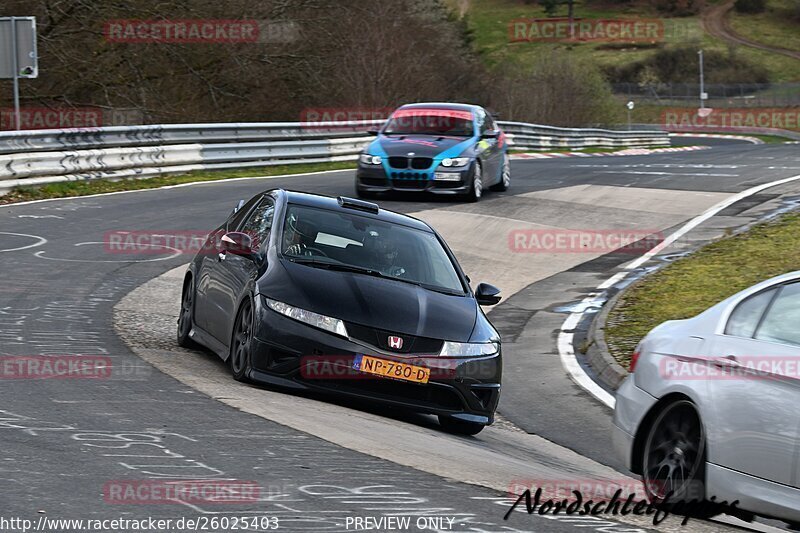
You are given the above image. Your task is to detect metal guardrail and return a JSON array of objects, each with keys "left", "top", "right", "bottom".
[{"left": 0, "top": 120, "right": 669, "bottom": 190}]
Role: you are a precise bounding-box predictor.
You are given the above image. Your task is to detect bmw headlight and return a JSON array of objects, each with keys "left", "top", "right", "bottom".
[
  {"left": 360, "top": 154, "right": 383, "bottom": 165},
  {"left": 265, "top": 298, "right": 348, "bottom": 337},
  {"left": 439, "top": 341, "right": 499, "bottom": 357},
  {"left": 441, "top": 157, "right": 470, "bottom": 168}
]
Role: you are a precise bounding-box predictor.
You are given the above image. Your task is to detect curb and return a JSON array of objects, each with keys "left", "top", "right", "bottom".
[{"left": 585, "top": 287, "right": 629, "bottom": 391}]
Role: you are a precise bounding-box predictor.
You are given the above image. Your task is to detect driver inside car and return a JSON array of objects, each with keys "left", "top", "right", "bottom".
[
  {"left": 363, "top": 230, "right": 406, "bottom": 278},
  {"left": 284, "top": 217, "right": 320, "bottom": 257}
]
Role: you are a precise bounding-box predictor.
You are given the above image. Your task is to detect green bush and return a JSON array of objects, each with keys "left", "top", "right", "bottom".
[
  {"left": 604, "top": 46, "right": 770, "bottom": 84},
  {"left": 652, "top": 0, "right": 705, "bottom": 16},
  {"left": 734, "top": 0, "right": 767, "bottom": 13}
]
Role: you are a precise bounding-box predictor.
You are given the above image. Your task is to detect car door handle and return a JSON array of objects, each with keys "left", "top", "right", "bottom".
[{"left": 712, "top": 355, "right": 739, "bottom": 368}]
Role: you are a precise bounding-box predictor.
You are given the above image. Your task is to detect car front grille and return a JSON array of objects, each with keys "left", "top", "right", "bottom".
[
  {"left": 388, "top": 157, "right": 433, "bottom": 170},
  {"left": 347, "top": 322, "right": 443, "bottom": 354},
  {"left": 411, "top": 157, "right": 433, "bottom": 169},
  {"left": 389, "top": 157, "right": 408, "bottom": 169}
]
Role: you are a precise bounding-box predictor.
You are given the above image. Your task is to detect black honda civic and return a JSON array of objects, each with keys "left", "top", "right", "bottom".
[{"left": 178, "top": 189, "right": 502, "bottom": 435}]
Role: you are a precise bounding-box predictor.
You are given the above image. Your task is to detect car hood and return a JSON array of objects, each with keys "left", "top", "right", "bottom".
[
  {"left": 259, "top": 260, "right": 477, "bottom": 342},
  {"left": 370, "top": 134, "right": 474, "bottom": 159}
]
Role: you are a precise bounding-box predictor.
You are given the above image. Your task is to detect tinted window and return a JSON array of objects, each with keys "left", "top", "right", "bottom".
[
  {"left": 280, "top": 205, "right": 464, "bottom": 293},
  {"left": 228, "top": 195, "right": 262, "bottom": 230},
  {"left": 725, "top": 288, "right": 776, "bottom": 337},
  {"left": 755, "top": 283, "right": 800, "bottom": 347},
  {"left": 240, "top": 197, "right": 275, "bottom": 252}
]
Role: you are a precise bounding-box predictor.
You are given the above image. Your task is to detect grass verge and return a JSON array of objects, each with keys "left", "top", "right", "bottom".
[
  {"left": 0, "top": 161, "right": 356, "bottom": 206},
  {"left": 605, "top": 210, "right": 800, "bottom": 368},
  {"left": 728, "top": 0, "right": 800, "bottom": 54}
]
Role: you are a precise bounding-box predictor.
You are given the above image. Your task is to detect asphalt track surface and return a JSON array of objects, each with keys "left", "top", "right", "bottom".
[{"left": 1, "top": 139, "right": 799, "bottom": 532}]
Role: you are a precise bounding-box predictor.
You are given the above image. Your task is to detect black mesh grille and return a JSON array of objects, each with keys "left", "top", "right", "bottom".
[
  {"left": 312, "top": 379, "right": 464, "bottom": 411},
  {"left": 388, "top": 157, "right": 408, "bottom": 169},
  {"left": 411, "top": 157, "right": 433, "bottom": 169},
  {"left": 360, "top": 177, "right": 387, "bottom": 186},
  {"left": 393, "top": 179, "right": 428, "bottom": 189}
]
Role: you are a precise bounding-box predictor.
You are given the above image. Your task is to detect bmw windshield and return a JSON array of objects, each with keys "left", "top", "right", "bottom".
[
  {"left": 382, "top": 108, "right": 475, "bottom": 137},
  {"left": 281, "top": 205, "right": 465, "bottom": 294}
]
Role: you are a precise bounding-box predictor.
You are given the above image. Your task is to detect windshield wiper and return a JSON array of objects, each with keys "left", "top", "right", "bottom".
[{"left": 287, "top": 257, "right": 386, "bottom": 277}]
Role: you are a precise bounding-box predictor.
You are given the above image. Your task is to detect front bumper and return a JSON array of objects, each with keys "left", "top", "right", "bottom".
[
  {"left": 356, "top": 163, "right": 473, "bottom": 195},
  {"left": 249, "top": 296, "right": 501, "bottom": 425}
]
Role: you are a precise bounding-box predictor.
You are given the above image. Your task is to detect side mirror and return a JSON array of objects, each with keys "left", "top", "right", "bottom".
[
  {"left": 367, "top": 129, "right": 380, "bottom": 135},
  {"left": 481, "top": 131, "right": 499, "bottom": 139},
  {"left": 475, "top": 283, "right": 501, "bottom": 306},
  {"left": 220, "top": 232, "right": 255, "bottom": 257}
]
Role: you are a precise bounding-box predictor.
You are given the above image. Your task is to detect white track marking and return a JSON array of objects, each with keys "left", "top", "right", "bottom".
[
  {"left": 559, "top": 173, "right": 800, "bottom": 409},
  {"left": 0, "top": 232, "right": 48, "bottom": 253},
  {"left": 34, "top": 242, "right": 183, "bottom": 263}
]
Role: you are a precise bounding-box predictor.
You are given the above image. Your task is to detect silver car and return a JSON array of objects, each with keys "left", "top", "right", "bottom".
[{"left": 613, "top": 271, "right": 800, "bottom": 525}]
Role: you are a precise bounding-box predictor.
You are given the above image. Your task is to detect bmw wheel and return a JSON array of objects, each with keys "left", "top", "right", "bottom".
[
  {"left": 642, "top": 400, "right": 708, "bottom": 508},
  {"left": 490, "top": 154, "right": 510, "bottom": 192},
  {"left": 230, "top": 297, "right": 255, "bottom": 382},
  {"left": 466, "top": 162, "right": 483, "bottom": 202}
]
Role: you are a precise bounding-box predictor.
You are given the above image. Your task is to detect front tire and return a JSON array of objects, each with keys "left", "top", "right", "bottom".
[
  {"left": 230, "top": 297, "right": 255, "bottom": 382},
  {"left": 490, "top": 154, "right": 510, "bottom": 192},
  {"left": 177, "top": 277, "right": 198, "bottom": 348},
  {"left": 642, "top": 400, "right": 710, "bottom": 513},
  {"left": 438, "top": 415, "right": 485, "bottom": 436},
  {"left": 466, "top": 162, "right": 483, "bottom": 202}
]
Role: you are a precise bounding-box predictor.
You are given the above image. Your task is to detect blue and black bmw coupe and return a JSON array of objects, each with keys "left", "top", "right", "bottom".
[{"left": 355, "top": 103, "right": 510, "bottom": 202}]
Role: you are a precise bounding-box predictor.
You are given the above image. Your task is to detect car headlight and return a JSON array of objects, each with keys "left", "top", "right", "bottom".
[
  {"left": 360, "top": 154, "right": 382, "bottom": 165},
  {"left": 264, "top": 298, "right": 348, "bottom": 337},
  {"left": 439, "top": 341, "right": 499, "bottom": 357},
  {"left": 441, "top": 157, "right": 470, "bottom": 168}
]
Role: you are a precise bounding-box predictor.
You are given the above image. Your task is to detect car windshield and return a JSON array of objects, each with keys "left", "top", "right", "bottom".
[
  {"left": 383, "top": 108, "right": 474, "bottom": 137},
  {"left": 281, "top": 205, "right": 465, "bottom": 294}
]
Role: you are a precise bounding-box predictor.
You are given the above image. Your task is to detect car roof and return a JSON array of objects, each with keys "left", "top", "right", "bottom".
[
  {"left": 279, "top": 190, "right": 434, "bottom": 233},
  {"left": 396, "top": 102, "right": 483, "bottom": 113}
]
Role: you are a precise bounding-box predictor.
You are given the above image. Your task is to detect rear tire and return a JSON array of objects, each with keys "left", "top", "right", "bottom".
[
  {"left": 642, "top": 400, "right": 715, "bottom": 517},
  {"left": 490, "top": 154, "right": 510, "bottom": 192},
  {"left": 229, "top": 297, "right": 255, "bottom": 382},
  {"left": 177, "top": 277, "right": 199, "bottom": 349},
  {"left": 465, "top": 163, "right": 483, "bottom": 203},
  {"left": 439, "top": 415, "right": 485, "bottom": 436}
]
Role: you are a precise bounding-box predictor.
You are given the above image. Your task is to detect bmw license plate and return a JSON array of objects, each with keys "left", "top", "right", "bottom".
[{"left": 353, "top": 355, "right": 430, "bottom": 384}]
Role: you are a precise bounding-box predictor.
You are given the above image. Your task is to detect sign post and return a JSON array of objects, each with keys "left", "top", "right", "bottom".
[{"left": 0, "top": 17, "right": 38, "bottom": 131}]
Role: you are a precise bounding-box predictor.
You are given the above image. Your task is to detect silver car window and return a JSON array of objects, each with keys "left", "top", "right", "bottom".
[
  {"left": 724, "top": 287, "right": 777, "bottom": 338},
  {"left": 755, "top": 282, "right": 800, "bottom": 347}
]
